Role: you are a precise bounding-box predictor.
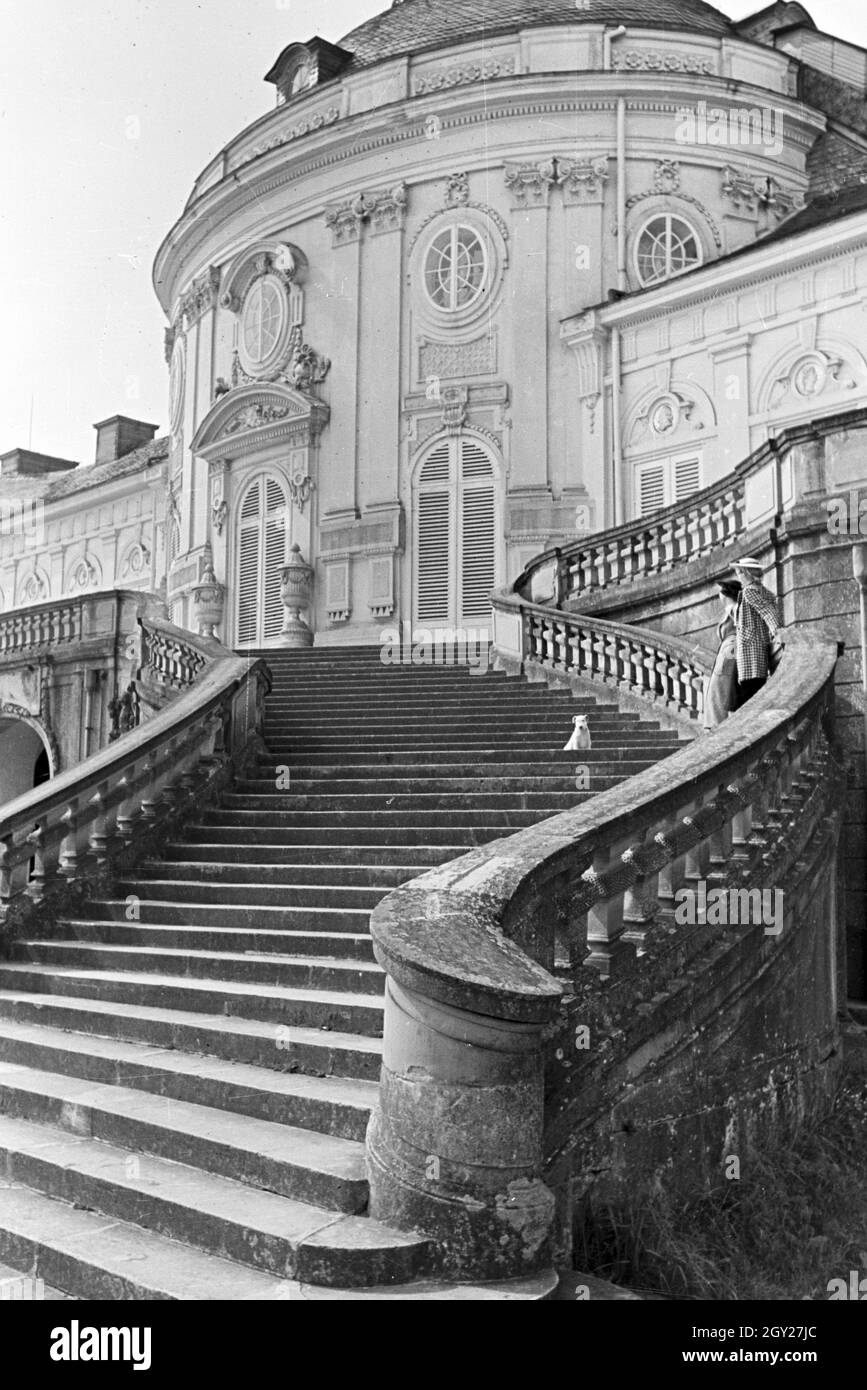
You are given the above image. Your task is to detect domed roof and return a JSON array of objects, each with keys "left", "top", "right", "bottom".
[{"left": 340, "top": 0, "right": 734, "bottom": 68}]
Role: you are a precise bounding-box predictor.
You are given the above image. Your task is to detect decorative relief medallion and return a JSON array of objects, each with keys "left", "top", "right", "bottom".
[
  {"left": 413, "top": 56, "right": 516, "bottom": 95},
  {"left": 613, "top": 49, "right": 716, "bottom": 75},
  {"left": 770, "top": 349, "right": 857, "bottom": 408},
  {"left": 224, "top": 401, "right": 294, "bottom": 435}
]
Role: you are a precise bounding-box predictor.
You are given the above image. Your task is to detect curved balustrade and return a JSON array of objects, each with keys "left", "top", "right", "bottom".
[
  {"left": 139, "top": 615, "right": 214, "bottom": 690},
  {"left": 366, "top": 620, "right": 842, "bottom": 1281},
  {"left": 493, "top": 590, "right": 710, "bottom": 724},
  {"left": 513, "top": 409, "right": 867, "bottom": 607},
  {"left": 0, "top": 651, "right": 269, "bottom": 929}
]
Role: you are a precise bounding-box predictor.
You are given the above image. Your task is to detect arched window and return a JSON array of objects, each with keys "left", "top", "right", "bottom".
[
  {"left": 236, "top": 475, "right": 287, "bottom": 646},
  {"left": 635, "top": 214, "right": 702, "bottom": 287},
  {"left": 414, "top": 437, "right": 500, "bottom": 628}
]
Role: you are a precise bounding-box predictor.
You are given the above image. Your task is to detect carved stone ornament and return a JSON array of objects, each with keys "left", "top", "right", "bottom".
[
  {"left": 225, "top": 401, "right": 294, "bottom": 435},
  {"left": 770, "top": 350, "right": 857, "bottom": 408},
  {"left": 722, "top": 166, "right": 800, "bottom": 221},
  {"left": 633, "top": 390, "right": 700, "bottom": 442},
  {"left": 180, "top": 266, "right": 222, "bottom": 328},
  {"left": 325, "top": 183, "right": 408, "bottom": 244},
  {"left": 413, "top": 56, "right": 516, "bottom": 95},
  {"left": 288, "top": 473, "right": 315, "bottom": 515},
  {"left": 231, "top": 105, "right": 340, "bottom": 173},
  {"left": 504, "top": 155, "right": 609, "bottom": 207},
  {"left": 445, "top": 172, "right": 471, "bottom": 208},
  {"left": 442, "top": 386, "right": 469, "bottom": 435},
  {"left": 613, "top": 49, "right": 716, "bottom": 75},
  {"left": 231, "top": 340, "right": 330, "bottom": 395}
]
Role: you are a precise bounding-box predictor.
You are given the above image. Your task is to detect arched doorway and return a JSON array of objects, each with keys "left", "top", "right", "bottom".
[
  {"left": 235, "top": 473, "right": 288, "bottom": 647},
  {"left": 0, "top": 718, "right": 52, "bottom": 807},
  {"left": 412, "top": 435, "right": 502, "bottom": 631}
]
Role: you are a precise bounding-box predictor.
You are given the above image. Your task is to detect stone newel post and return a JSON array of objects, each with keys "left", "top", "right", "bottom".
[
  {"left": 280, "top": 543, "right": 314, "bottom": 648},
  {"left": 365, "top": 882, "right": 561, "bottom": 1283}
]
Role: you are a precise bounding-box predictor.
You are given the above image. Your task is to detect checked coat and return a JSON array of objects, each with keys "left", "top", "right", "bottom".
[{"left": 734, "top": 581, "right": 780, "bottom": 680}]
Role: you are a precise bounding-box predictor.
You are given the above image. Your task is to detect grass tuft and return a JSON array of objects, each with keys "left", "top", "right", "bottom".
[{"left": 574, "top": 1073, "right": 867, "bottom": 1300}]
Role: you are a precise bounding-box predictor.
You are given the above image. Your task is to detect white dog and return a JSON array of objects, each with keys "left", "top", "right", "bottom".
[{"left": 564, "top": 715, "right": 592, "bottom": 751}]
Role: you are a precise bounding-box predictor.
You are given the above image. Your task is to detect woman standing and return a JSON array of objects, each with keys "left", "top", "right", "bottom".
[{"left": 703, "top": 580, "right": 741, "bottom": 730}]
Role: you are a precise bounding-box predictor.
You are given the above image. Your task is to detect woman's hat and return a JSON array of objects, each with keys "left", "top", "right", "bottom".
[{"left": 729, "top": 557, "right": 763, "bottom": 574}]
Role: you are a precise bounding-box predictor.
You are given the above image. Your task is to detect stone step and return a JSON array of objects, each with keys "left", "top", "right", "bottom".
[
  {"left": 217, "top": 788, "right": 616, "bottom": 813},
  {"left": 0, "top": 1116, "right": 432, "bottom": 1287},
  {"left": 0, "top": 1019, "right": 377, "bottom": 1140},
  {"left": 12, "top": 941, "right": 385, "bottom": 997},
  {"left": 161, "top": 843, "right": 458, "bottom": 868},
  {"left": 0, "top": 965, "right": 385, "bottom": 1035},
  {"left": 70, "top": 899, "right": 371, "bottom": 931},
  {"left": 181, "top": 823, "right": 523, "bottom": 846},
  {"left": 240, "top": 760, "right": 664, "bottom": 787},
  {"left": 256, "top": 746, "right": 680, "bottom": 767},
  {"left": 0, "top": 991, "right": 383, "bottom": 1080},
  {"left": 201, "top": 806, "right": 587, "bottom": 829},
  {"left": 0, "top": 1063, "right": 369, "bottom": 1212},
  {"left": 262, "top": 734, "right": 677, "bottom": 751},
  {"left": 55, "top": 919, "right": 378, "bottom": 961},
  {"left": 115, "top": 876, "right": 387, "bottom": 911},
  {"left": 262, "top": 717, "right": 646, "bottom": 735},
  {"left": 144, "top": 858, "right": 430, "bottom": 886}
]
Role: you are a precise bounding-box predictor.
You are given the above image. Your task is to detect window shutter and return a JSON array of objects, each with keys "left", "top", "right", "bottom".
[
  {"left": 674, "top": 456, "right": 701, "bottom": 502},
  {"left": 460, "top": 439, "right": 493, "bottom": 481},
  {"left": 416, "top": 490, "right": 452, "bottom": 624},
  {"left": 638, "top": 464, "right": 667, "bottom": 515},
  {"left": 237, "top": 528, "right": 260, "bottom": 647},
  {"left": 460, "top": 484, "right": 496, "bottom": 621}
]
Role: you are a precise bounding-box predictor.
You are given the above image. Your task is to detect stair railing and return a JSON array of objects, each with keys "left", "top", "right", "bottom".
[
  {"left": 514, "top": 408, "right": 867, "bottom": 608},
  {"left": 365, "top": 620, "right": 842, "bottom": 1282},
  {"left": 0, "top": 647, "right": 270, "bottom": 929}
]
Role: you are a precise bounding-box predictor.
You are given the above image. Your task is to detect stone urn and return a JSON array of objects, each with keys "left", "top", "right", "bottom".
[
  {"left": 192, "top": 547, "right": 225, "bottom": 639},
  {"left": 280, "top": 543, "right": 314, "bottom": 647}
]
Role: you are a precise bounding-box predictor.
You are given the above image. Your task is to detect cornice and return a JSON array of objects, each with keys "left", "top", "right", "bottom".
[{"left": 154, "top": 74, "right": 823, "bottom": 310}]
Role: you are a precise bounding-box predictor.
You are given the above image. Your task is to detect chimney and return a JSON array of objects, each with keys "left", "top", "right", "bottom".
[
  {"left": 93, "top": 415, "right": 159, "bottom": 466},
  {"left": 0, "top": 447, "right": 78, "bottom": 478}
]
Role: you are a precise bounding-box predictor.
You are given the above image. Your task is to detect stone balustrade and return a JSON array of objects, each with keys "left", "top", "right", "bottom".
[
  {"left": 0, "top": 602, "right": 82, "bottom": 655},
  {"left": 366, "top": 623, "right": 842, "bottom": 1280},
  {"left": 0, "top": 650, "right": 269, "bottom": 930},
  {"left": 515, "top": 409, "right": 867, "bottom": 609},
  {"left": 493, "top": 593, "right": 710, "bottom": 725},
  {"left": 139, "top": 618, "right": 211, "bottom": 691}
]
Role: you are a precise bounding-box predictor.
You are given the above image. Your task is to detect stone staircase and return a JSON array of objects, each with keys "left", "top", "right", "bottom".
[{"left": 0, "top": 647, "right": 684, "bottom": 1299}]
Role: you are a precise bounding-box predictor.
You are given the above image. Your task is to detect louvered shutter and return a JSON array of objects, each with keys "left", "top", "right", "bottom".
[
  {"left": 416, "top": 442, "right": 453, "bottom": 624},
  {"left": 236, "top": 480, "right": 261, "bottom": 646},
  {"left": 263, "top": 478, "right": 286, "bottom": 640},
  {"left": 673, "top": 455, "right": 701, "bottom": 502},
  {"left": 459, "top": 440, "right": 496, "bottom": 622},
  {"left": 638, "top": 464, "right": 666, "bottom": 516}
]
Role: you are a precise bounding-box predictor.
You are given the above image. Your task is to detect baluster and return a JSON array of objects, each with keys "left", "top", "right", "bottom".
[
  {"left": 59, "top": 801, "right": 81, "bottom": 883},
  {"left": 26, "top": 821, "right": 48, "bottom": 903},
  {"left": 115, "top": 770, "right": 139, "bottom": 847},
  {"left": 621, "top": 835, "right": 661, "bottom": 956},
  {"left": 88, "top": 785, "right": 111, "bottom": 868},
  {"left": 708, "top": 789, "right": 734, "bottom": 886},
  {"left": 140, "top": 758, "right": 162, "bottom": 824},
  {"left": 584, "top": 840, "right": 634, "bottom": 977},
  {"left": 554, "top": 620, "right": 568, "bottom": 673},
  {"left": 633, "top": 529, "right": 650, "bottom": 578},
  {"left": 603, "top": 634, "right": 619, "bottom": 685},
  {"left": 579, "top": 628, "right": 593, "bottom": 677}
]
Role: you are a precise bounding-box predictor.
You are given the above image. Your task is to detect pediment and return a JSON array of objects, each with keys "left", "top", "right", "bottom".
[{"left": 191, "top": 383, "right": 329, "bottom": 461}]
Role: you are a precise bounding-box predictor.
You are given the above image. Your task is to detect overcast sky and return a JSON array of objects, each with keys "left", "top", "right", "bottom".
[{"left": 1, "top": 0, "right": 866, "bottom": 466}]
